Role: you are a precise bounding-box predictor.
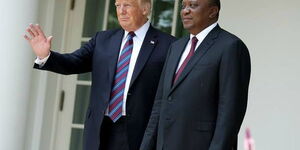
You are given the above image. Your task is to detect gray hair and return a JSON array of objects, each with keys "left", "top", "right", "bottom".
[{"left": 139, "top": 0, "right": 152, "bottom": 16}]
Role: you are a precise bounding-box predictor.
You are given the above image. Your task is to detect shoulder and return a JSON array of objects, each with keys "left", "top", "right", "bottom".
[
  {"left": 149, "top": 26, "right": 177, "bottom": 42},
  {"left": 217, "top": 27, "right": 246, "bottom": 46},
  {"left": 216, "top": 27, "right": 249, "bottom": 56},
  {"left": 170, "top": 35, "right": 189, "bottom": 47},
  {"left": 93, "top": 28, "right": 123, "bottom": 40}
]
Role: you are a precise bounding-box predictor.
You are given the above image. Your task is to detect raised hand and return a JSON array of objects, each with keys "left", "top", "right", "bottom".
[{"left": 24, "top": 24, "right": 53, "bottom": 59}]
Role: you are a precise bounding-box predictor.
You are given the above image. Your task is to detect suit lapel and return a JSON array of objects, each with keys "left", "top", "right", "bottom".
[
  {"left": 129, "top": 26, "right": 158, "bottom": 87},
  {"left": 108, "top": 29, "right": 124, "bottom": 85},
  {"left": 164, "top": 36, "right": 189, "bottom": 92},
  {"left": 169, "top": 25, "right": 221, "bottom": 94}
]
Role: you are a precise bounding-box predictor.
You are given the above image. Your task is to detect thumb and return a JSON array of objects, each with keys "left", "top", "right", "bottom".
[{"left": 47, "top": 36, "right": 53, "bottom": 44}]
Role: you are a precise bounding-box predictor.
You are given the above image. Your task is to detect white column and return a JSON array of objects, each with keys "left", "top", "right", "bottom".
[{"left": 0, "top": 0, "right": 39, "bottom": 149}]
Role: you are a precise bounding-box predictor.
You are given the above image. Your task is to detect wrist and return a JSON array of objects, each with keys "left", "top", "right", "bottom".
[{"left": 38, "top": 52, "right": 50, "bottom": 59}]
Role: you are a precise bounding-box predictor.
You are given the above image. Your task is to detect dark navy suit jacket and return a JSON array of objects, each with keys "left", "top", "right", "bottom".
[
  {"left": 34, "top": 25, "right": 176, "bottom": 150},
  {"left": 140, "top": 25, "right": 251, "bottom": 150}
]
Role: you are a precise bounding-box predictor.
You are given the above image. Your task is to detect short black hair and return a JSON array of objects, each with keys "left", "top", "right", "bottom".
[{"left": 209, "top": 0, "right": 221, "bottom": 10}]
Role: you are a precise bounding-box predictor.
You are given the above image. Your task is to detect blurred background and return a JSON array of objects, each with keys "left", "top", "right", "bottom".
[{"left": 0, "top": 0, "right": 299, "bottom": 149}]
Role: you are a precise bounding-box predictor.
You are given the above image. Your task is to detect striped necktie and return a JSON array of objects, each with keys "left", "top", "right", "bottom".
[
  {"left": 173, "top": 36, "right": 198, "bottom": 84},
  {"left": 108, "top": 31, "right": 135, "bottom": 122}
]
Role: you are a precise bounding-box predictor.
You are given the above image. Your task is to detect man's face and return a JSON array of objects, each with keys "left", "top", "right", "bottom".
[
  {"left": 115, "top": 0, "right": 148, "bottom": 31},
  {"left": 181, "top": 0, "right": 215, "bottom": 35}
]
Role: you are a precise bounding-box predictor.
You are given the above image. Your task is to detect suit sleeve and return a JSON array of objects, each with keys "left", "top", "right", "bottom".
[
  {"left": 209, "top": 39, "right": 251, "bottom": 150},
  {"left": 139, "top": 44, "right": 173, "bottom": 150},
  {"left": 33, "top": 32, "right": 100, "bottom": 75}
]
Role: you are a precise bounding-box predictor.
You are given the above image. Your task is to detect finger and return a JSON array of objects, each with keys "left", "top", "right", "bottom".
[
  {"left": 24, "top": 34, "right": 31, "bottom": 41},
  {"left": 26, "top": 27, "right": 35, "bottom": 38},
  {"left": 47, "top": 36, "right": 53, "bottom": 44},
  {"left": 29, "top": 24, "right": 39, "bottom": 36},
  {"left": 35, "top": 24, "right": 46, "bottom": 38}
]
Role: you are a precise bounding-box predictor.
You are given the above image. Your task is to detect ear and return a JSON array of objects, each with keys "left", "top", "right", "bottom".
[
  {"left": 142, "top": 3, "right": 151, "bottom": 16},
  {"left": 209, "top": 6, "right": 219, "bottom": 18}
]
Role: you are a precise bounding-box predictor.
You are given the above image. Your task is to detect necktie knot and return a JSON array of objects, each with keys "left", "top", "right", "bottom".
[
  {"left": 191, "top": 36, "right": 198, "bottom": 46},
  {"left": 128, "top": 31, "right": 135, "bottom": 38}
]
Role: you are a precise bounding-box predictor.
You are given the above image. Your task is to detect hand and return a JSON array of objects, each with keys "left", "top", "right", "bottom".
[{"left": 24, "top": 24, "right": 53, "bottom": 59}]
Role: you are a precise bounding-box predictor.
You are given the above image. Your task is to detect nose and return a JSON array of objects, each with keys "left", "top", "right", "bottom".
[
  {"left": 121, "top": 5, "right": 126, "bottom": 14},
  {"left": 181, "top": 7, "right": 190, "bottom": 15},
  {"left": 117, "top": 5, "right": 127, "bottom": 14}
]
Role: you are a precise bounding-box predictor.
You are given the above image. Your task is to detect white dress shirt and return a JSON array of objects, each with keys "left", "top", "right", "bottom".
[{"left": 176, "top": 22, "right": 218, "bottom": 73}]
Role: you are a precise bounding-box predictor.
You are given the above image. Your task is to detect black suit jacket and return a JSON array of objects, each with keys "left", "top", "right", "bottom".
[
  {"left": 34, "top": 25, "right": 176, "bottom": 150},
  {"left": 140, "top": 25, "right": 251, "bottom": 150}
]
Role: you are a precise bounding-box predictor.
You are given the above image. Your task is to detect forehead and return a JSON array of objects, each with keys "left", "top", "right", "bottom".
[
  {"left": 115, "top": 0, "right": 139, "bottom": 4},
  {"left": 182, "top": 0, "right": 207, "bottom": 3},
  {"left": 182, "top": 0, "right": 198, "bottom": 2}
]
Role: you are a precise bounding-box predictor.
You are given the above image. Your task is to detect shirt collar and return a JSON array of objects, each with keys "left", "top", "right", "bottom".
[
  {"left": 123, "top": 20, "right": 150, "bottom": 41},
  {"left": 190, "top": 22, "right": 218, "bottom": 42}
]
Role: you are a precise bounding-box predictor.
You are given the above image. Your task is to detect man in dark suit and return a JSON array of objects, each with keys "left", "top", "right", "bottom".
[
  {"left": 24, "top": 0, "right": 175, "bottom": 150},
  {"left": 140, "top": 0, "right": 251, "bottom": 150}
]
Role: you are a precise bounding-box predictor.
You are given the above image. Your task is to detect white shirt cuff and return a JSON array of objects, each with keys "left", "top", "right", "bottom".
[{"left": 34, "top": 53, "right": 51, "bottom": 66}]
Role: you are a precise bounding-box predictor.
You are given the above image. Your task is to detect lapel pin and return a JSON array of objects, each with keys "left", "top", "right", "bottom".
[{"left": 150, "top": 40, "right": 155, "bottom": 45}]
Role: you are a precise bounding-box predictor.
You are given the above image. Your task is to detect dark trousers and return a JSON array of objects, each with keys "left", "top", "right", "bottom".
[{"left": 99, "top": 116, "right": 130, "bottom": 150}]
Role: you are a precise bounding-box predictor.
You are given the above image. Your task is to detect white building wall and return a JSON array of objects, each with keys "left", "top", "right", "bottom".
[
  {"left": 219, "top": 0, "right": 300, "bottom": 149},
  {"left": 0, "top": 0, "right": 38, "bottom": 149},
  {"left": 26, "top": 0, "right": 70, "bottom": 150}
]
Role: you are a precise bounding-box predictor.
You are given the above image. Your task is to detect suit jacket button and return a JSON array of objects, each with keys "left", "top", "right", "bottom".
[{"left": 168, "top": 97, "right": 172, "bottom": 101}]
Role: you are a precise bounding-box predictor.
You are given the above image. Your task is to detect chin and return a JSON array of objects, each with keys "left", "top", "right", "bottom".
[
  {"left": 120, "top": 23, "right": 129, "bottom": 29},
  {"left": 121, "top": 26, "right": 133, "bottom": 31},
  {"left": 183, "top": 25, "right": 192, "bottom": 30}
]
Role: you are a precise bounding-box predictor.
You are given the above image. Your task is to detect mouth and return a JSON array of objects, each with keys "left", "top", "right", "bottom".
[
  {"left": 182, "top": 18, "right": 192, "bottom": 22},
  {"left": 182, "top": 16, "right": 192, "bottom": 20},
  {"left": 119, "top": 17, "right": 129, "bottom": 21}
]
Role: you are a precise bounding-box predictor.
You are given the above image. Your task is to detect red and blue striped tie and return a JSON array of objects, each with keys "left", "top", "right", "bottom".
[{"left": 108, "top": 32, "right": 135, "bottom": 122}]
